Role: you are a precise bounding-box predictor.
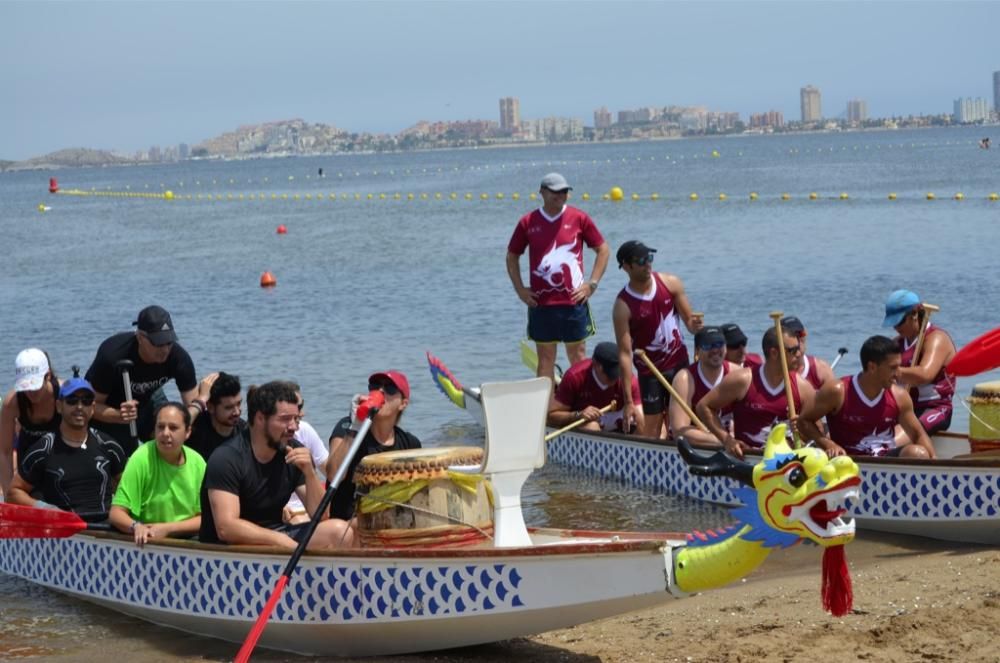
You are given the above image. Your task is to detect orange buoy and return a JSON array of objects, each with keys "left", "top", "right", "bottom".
[
  {"left": 260, "top": 271, "right": 277, "bottom": 288},
  {"left": 49, "top": 178, "right": 59, "bottom": 194},
  {"left": 276, "top": 224, "right": 288, "bottom": 234}
]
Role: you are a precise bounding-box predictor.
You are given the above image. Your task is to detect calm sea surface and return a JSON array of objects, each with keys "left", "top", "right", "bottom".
[{"left": 1, "top": 127, "right": 998, "bottom": 660}]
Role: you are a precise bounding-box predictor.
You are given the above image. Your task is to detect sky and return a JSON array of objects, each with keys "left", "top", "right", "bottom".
[{"left": 2, "top": 1, "right": 998, "bottom": 160}]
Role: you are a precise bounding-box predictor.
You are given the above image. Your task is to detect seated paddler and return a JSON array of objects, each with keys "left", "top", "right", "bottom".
[
  {"left": 7, "top": 371, "right": 127, "bottom": 521},
  {"left": 547, "top": 341, "right": 642, "bottom": 432},
  {"left": 669, "top": 326, "right": 735, "bottom": 447},
  {"left": 199, "top": 381, "right": 354, "bottom": 549},
  {"left": 326, "top": 370, "right": 421, "bottom": 521},
  {"left": 109, "top": 402, "right": 207, "bottom": 546}
]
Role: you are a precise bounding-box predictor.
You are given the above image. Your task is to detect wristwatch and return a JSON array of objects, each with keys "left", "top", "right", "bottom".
[{"left": 587, "top": 280, "right": 598, "bottom": 291}]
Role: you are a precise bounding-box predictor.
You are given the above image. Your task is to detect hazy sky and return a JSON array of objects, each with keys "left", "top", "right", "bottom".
[{"left": 3, "top": 1, "right": 998, "bottom": 160}]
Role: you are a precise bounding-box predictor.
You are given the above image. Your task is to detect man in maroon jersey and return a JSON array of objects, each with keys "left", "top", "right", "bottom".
[
  {"left": 613, "top": 240, "right": 703, "bottom": 438},
  {"left": 506, "top": 173, "right": 610, "bottom": 382},
  {"left": 696, "top": 326, "right": 814, "bottom": 459},
  {"left": 721, "top": 323, "right": 763, "bottom": 369},
  {"left": 547, "top": 342, "right": 643, "bottom": 432},
  {"left": 780, "top": 315, "right": 836, "bottom": 389},
  {"left": 798, "top": 335, "right": 934, "bottom": 458},
  {"left": 669, "top": 326, "right": 736, "bottom": 446}
]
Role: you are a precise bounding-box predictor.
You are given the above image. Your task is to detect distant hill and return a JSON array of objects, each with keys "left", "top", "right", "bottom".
[
  {"left": 192, "top": 118, "right": 349, "bottom": 157},
  {"left": 6, "top": 148, "right": 134, "bottom": 171},
  {"left": 0, "top": 160, "right": 13, "bottom": 172}
]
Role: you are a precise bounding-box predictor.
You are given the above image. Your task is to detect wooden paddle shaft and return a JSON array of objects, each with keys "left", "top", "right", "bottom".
[
  {"left": 769, "top": 312, "right": 801, "bottom": 448},
  {"left": 545, "top": 400, "right": 617, "bottom": 441},
  {"left": 635, "top": 350, "right": 709, "bottom": 433},
  {"left": 691, "top": 312, "right": 704, "bottom": 361},
  {"left": 912, "top": 303, "right": 940, "bottom": 367}
]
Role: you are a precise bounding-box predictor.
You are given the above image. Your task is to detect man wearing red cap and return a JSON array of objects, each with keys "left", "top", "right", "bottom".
[{"left": 326, "top": 371, "right": 421, "bottom": 520}]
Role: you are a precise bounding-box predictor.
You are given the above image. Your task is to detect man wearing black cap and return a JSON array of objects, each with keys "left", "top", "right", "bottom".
[
  {"left": 548, "top": 341, "right": 643, "bottom": 432},
  {"left": 506, "top": 173, "right": 610, "bottom": 382},
  {"left": 612, "top": 239, "right": 702, "bottom": 438},
  {"left": 721, "top": 323, "right": 763, "bottom": 369},
  {"left": 668, "top": 326, "right": 735, "bottom": 446},
  {"left": 86, "top": 305, "right": 209, "bottom": 454},
  {"left": 780, "top": 316, "right": 835, "bottom": 390}
]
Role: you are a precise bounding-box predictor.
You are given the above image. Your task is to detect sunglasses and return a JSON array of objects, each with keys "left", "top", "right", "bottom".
[
  {"left": 63, "top": 395, "right": 95, "bottom": 407},
  {"left": 784, "top": 344, "right": 803, "bottom": 355},
  {"left": 630, "top": 254, "right": 654, "bottom": 266},
  {"left": 368, "top": 381, "right": 401, "bottom": 396},
  {"left": 700, "top": 342, "right": 725, "bottom": 351}
]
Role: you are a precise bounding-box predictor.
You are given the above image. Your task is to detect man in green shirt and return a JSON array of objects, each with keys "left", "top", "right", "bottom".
[{"left": 109, "top": 402, "right": 206, "bottom": 546}]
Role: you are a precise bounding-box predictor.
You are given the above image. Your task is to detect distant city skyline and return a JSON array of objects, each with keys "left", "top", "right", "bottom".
[{"left": 2, "top": 1, "right": 999, "bottom": 161}]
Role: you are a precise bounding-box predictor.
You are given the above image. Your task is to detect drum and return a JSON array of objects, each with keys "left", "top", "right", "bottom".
[
  {"left": 354, "top": 446, "right": 493, "bottom": 548},
  {"left": 968, "top": 381, "right": 1000, "bottom": 453}
]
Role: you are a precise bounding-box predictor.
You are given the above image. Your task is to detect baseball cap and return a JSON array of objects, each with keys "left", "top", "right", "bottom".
[
  {"left": 616, "top": 240, "right": 657, "bottom": 267},
  {"left": 540, "top": 172, "right": 572, "bottom": 192},
  {"left": 368, "top": 370, "right": 410, "bottom": 399},
  {"left": 133, "top": 305, "right": 178, "bottom": 346},
  {"left": 882, "top": 289, "right": 920, "bottom": 328},
  {"left": 720, "top": 323, "right": 748, "bottom": 348},
  {"left": 592, "top": 341, "right": 621, "bottom": 380},
  {"left": 15, "top": 348, "right": 49, "bottom": 392},
  {"left": 694, "top": 326, "right": 726, "bottom": 349},
  {"left": 780, "top": 316, "right": 807, "bottom": 337},
  {"left": 58, "top": 377, "right": 96, "bottom": 400}
]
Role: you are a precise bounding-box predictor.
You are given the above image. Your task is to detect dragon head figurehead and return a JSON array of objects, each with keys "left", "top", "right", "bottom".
[{"left": 675, "top": 424, "right": 860, "bottom": 616}]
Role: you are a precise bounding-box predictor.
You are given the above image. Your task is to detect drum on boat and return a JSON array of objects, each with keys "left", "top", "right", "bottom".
[
  {"left": 968, "top": 381, "right": 1000, "bottom": 453},
  {"left": 354, "top": 446, "right": 494, "bottom": 548}
]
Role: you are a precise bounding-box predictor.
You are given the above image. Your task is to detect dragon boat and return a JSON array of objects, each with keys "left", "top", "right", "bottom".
[
  {"left": 0, "top": 378, "right": 858, "bottom": 658},
  {"left": 428, "top": 354, "right": 1000, "bottom": 546}
]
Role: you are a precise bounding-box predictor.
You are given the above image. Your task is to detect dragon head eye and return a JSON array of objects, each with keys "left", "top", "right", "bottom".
[{"left": 786, "top": 466, "right": 807, "bottom": 488}]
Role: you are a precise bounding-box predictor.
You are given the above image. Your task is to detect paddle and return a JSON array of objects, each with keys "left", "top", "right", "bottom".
[
  {"left": 948, "top": 326, "right": 1000, "bottom": 377},
  {"left": 770, "top": 312, "right": 802, "bottom": 449},
  {"left": 636, "top": 349, "right": 709, "bottom": 433},
  {"left": 234, "top": 391, "right": 384, "bottom": 663},
  {"left": 115, "top": 358, "right": 140, "bottom": 448},
  {"left": 544, "top": 401, "right": 617, "bottom": 441},
  {"left": 0, "top": 503, "right": 114, "bottom": 538},
  {"left": 830, "top": 347, "right": 848, "bottom": 372},
  {"left": 518, "top": 339, "right": 564, "bottom": 383},
  {"left": 911, "top": 303, "right": 940, "bottom": 368}
]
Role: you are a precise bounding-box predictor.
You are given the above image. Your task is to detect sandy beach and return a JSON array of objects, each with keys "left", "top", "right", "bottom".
[{"left": 350, "top": 533, "right": 999, "bottom": 663}]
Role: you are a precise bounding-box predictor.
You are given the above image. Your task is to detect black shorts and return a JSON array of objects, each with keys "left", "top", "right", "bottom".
[
  {"left": 638, "top": 362, "right": 689, "bottom": 416},
  {"left": 527, "top": 304, "right": 595, "bottom": 344},
  {"left": 271, "top": 522, "right": 312, "bottom": 544}
]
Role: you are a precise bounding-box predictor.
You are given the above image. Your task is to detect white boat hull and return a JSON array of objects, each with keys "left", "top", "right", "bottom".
[
  {"left": 546, "top": 429, "right": 1000, "bottom": 545},
  {"left": 0, "top": 530, "right": 682, "bottom": 657}
]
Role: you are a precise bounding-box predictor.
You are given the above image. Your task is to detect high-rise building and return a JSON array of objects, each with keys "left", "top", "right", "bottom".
[
  {"left": 993, "top": 70, "right": 1000, "bottom": 112},
  {"left": 953, "top": 97, "right": 989, "bottom": 123},
  {"left": 499, "top": 97, "right": 520, "bottom": 132},
  {"left": 800, "top": 85, "right": 822, "bottom": 122},
  {"left": 846, "top": 99, "right": 868, "bottom": 123},
  {"left": 750, "top": 110, "right": 784, "bottom": 128},
  {"left": 593, "top": 106, "right": 612, "bottom": 129}
]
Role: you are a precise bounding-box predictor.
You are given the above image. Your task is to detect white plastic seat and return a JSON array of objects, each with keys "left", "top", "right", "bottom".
[{"left": 449, "top": 377, "right": 551, "bottom": 547}]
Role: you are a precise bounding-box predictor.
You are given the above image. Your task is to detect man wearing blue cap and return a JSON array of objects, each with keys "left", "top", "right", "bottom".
[
  {"left": 7, "top": 372, "right": 127, "bottom": 520},
  {"left": 882, "top": 289, "right": 956, "bottom": 437}
]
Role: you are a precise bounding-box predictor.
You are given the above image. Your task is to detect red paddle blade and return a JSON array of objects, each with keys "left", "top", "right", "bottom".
[
  {"left": 234, "top": 574, "right": 289, "bottom": 663},
  {"left": 948, "top": 326, "right": 1000, "bottom": 377},
  {"left": 0, "top": 503, "right": 89, "bottom": 539}
]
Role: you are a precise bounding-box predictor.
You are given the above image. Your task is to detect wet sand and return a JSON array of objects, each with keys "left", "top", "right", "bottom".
[{"left": 4, "top": 532, "right": 995, "bottom": 662}]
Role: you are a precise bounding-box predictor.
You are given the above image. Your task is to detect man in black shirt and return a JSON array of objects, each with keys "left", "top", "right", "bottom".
[
  {"left": 86, "top": 305, "right": 209, "bottom": 454},
  {"left": 186, "top": 371, "right": 247, "bottom": 460},
  {"left": 8, "top": 375, "right": 126, "bottom": 521},
  {"left": 199, "top": 381, "right": 353, "bottom": 549},
  {"left": 327, "top": 370, "right": 422, "bottom": 520}
]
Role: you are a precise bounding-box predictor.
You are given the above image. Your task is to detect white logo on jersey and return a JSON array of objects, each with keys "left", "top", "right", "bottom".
[
  {"left": 533, "top": 239, "right": 582, "bottom": 289},
  {"left": 648, "top": 311, "right": 683, "bottom": 355}
]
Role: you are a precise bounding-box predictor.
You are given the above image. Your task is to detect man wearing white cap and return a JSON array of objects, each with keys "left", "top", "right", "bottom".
[
  {"left": 882, "top": 289, "right": 956, "bottom": 437},
  {"left": 0, "top": 349, "right": 62, "bottom": 498},
  {"left": 506, "top": 173, "right": 610, "bottom": 382}
]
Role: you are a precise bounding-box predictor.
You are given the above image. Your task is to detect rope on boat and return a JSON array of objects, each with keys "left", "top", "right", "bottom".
[{"left": 359, "top": 496, "right": 495, "bottom": 541}]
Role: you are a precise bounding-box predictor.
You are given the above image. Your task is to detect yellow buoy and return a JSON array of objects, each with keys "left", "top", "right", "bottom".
[
  {"left": 581, "top": 193, "right": 590, "bottom": 201},
  {"left": 839, "top": 192, "right": 849, "bottom": 200},
  {"left": 711, "top": 150, "right": 720, "bottom": 158},
  {"left": 529, "top": 192, "right": 537, "bottom": 201},
  {"left": 602, "top": 194, "right": 610, "bottom": 201},
  {"left": 989, "top": 193, "right": 999, "bottom": 201},
  {"left": 954, "top": 193, "right": 964, "bottom": 201},
  {"left": 650, "top": 193, "right": 660, "bottom": 201},
  {"left": 888, "top": 193, "right": 897, "bottom": 200},
  {"left": 450, "top": 192, "right": 458, "bottom": 200},
  {"left": 718, "top": 193, "right": 727, "bottom": 201},
  {"left": 610, "top": 186, "right": 624, "bottom": 201},
  {"left": 465, "top": 193, "right": 473, "bottom": 200},
  {"left": 749, "top": 192, "right": 759, "bottom": 201},
  {"left": 809, "top": 192, "right": 818, "bottom": 200},
  {"left": 496, "top": 193, "right": 504, "bottom": 200},
  {"left": 926, "top": 193, "right": 935, "bottom": 200},
  {"left": 164, "top": 190, "right": 174, "bottom": 200},
  {"left": 781, "top": 193, "right": 790, "bottom": 201},
  {"left": 689, "top": 193, "right": 698, "bottom": 201},
  {"left": 480, "top": 193, "right": 489, "bottom": 200},
  {"left": 631, "top": 193, "right": 640, "bottom": 201},
  {"left": 511, "top": 192, "right": 519, "bottom": 200}
]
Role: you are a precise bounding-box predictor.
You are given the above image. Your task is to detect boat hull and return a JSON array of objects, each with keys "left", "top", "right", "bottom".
[
  {"left": 0, "top": 530, "right": 681, "bottom": 657},
  {"left": 547, "top": 429, "right": 1000, "bottom": 545}
]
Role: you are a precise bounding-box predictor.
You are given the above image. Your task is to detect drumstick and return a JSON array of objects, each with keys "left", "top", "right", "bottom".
[
  {"left": 545, "top": 401, "right": 617, "bottom": 441},
  {"left": 912, "top": 303, "right": 940, "bottom": 368},
  {"left": 636, "top": 350, "right": 709, "bottom": 433},
  {"left": 770, "top": 312, "right": 802, "bottom": 449}
]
